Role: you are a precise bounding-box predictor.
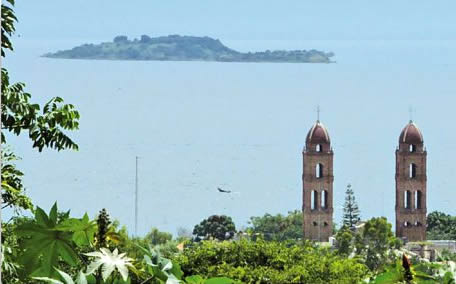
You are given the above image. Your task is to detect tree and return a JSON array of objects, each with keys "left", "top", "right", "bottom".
[
  {"left": 140, "top": 34, "right": 152, "bottom": 43},
  {"left": 335, "top": 217, "right": 402, "bottom": 271},
  {"left": 113, "top": 35, "right": 128, "bottom": 43},
  {"left": 193, "top": 215, "right": 236, "bottom": 241},
  {"left": 248, "top": 210, "right": 302, "bottom": 241},
  {"left": 427, "top": 211, "right": 456, "bottom": 240},
  {"left": 342, "top": 184, "right": 361, "bottom": 228},
  {"left": 355, "top": 217, "right": 397, "bottom": 270},
  {"left": 335, "top": 227, "right": 354, "bottom": 256}
]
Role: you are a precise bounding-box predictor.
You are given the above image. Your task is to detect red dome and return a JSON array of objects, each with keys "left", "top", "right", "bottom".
[
  {"left": 306, "top": 121, "right": 330, "bottom": 144},
  {"left": 399, "top": 121, "right": 423, "bottom": 144}
]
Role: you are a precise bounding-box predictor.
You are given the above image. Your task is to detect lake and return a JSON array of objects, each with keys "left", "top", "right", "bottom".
[{"left": 4, "top": 39, "right": 456, "bottom": 235}]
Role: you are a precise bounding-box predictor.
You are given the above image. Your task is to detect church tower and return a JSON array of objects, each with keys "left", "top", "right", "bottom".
[
  {"left": 395, "top": 121, "right": 427, "bottom": 241},
  {"left": 302, "top": 120, "right": 334, "bottom": 241}
]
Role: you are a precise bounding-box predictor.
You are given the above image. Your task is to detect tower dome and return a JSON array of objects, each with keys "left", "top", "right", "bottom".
[
  {"left": 399, "top": 121, "right": 423, "bottom": 144},
  {"left": 306, "top": 121, "right": 330, "bottom": 144}
]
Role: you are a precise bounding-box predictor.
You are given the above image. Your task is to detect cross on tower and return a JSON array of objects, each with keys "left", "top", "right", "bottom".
[
  {"left": 409, "top": 106, "right": 415, "bottom": 122},
  {"left": 316, "top": 105, "right": 320, "bottom": 122}
]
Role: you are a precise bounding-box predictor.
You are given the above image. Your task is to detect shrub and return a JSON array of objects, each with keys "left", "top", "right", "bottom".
[{"left": 175, "top": 239, "right": 369, "bottom": 283}]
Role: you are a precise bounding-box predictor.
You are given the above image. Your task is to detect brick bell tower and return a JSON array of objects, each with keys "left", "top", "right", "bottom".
[
  {"left": 395, "top": 120, "right": 427, "bottom": 241},
  {"left": 302, "top": 120, "right": 334, "bottom": 242}
]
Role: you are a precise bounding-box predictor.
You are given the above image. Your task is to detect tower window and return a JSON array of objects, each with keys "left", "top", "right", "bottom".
[
  {"left": 316, "top": 163, "right": 323, "bottom": 178},
  {"left": 404, "top": 221, "right": 412, "bottom": 227},
  {"left": 409, "top": 144, "right": 416, "bottom": 152},
  {"left": 415, "top": 190, "right": 422, "bottom": 209},
  {"left": 404, "top": 190, "right": 412, "bottom": 209},
  {"left": 316, "top": 144, "right": 322, "bottom": 152},
  {"left": 415, "top": 221, "right": 422, "bottom": 227},
  {"left": 323, "top": 222, "right": 328, "bottom": 227},
  {"left": 321, "top": 190, "right": 328, "bottom": 209},
  {"left": 311, "top": 190, "right": 318, "bottom": 210},
  {"left": 409, "top": 163, "right": 417, "bottom": 178},
  {"left": 313, "top": 221, "right": 318, "bottom": 226}
]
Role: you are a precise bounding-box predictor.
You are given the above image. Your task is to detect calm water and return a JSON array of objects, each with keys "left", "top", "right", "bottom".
[{"left": 5, "top": 39, "right": 456, "bottom": 235}]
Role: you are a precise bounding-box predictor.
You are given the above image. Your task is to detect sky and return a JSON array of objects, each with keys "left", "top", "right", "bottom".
[{"left": 13, "top": 1, "right": 456, "bottom": 42}]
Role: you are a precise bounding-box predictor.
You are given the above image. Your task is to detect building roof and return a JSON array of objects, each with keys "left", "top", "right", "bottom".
[
  {"left": 306, "top": 121, "right": 331, "bottom": 144},
  {"left": 399, "top": 121, "right": 424, "bottom": 144}
]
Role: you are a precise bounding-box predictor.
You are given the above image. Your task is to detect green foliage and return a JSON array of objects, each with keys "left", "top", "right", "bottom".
[
  {"left": 137, "top": 244, "right": 184, "bottom": 283},
  {"left": 370, "top": 259, "right": 407, "bottom": 284},
  {"left": 427, "top": 211, "right": 456, "bottom": 240},
  {"left": 1, "top": 148, "right": 33, "bottom": 210},
  {"left": 105, "top": 222, "right": 180, "bottom": 263},
  {"left": 335, "top": 217, "right": 399, "bottom": 271},
  {"left": 1, "top": 0, "right": 16, "bottom": 56},
  {"left": 335, "top": 227, "right": 354, "bottom": 256},
  {"left": 193, "top": 215, "right": 236, "bottom": 241},
  {"left": 356, "top": 217, "right": 397, "bottom": 270},
  {"left": 2, "top": 216, "right": 33, "bottom": 283},
  {"left": 185, "top": 275, "right": 240, "bottom": 284},
  {"left": 57, "top": 213, "right": 97, "bottom": 248},
  {"left": 1, "top": 68, "right": 80, "bottom": 151},
  {"left": 2, "top": 244, "right": 20, "bottom": 282},
  {"left": 342, "top": 184, "right": 361, "bottom": 228},
  {"left": 15, "top": 203, "right": 80, "bottom": 278},
  {"left": 443, "top": 272, "right": 456, "bottom": 284},
  {"left": 176, "top": 239, "right": 369, "bottom": 283},
  {"left": 106, "top": 221, "right": 148, "bottom": 261},
  {"left": 439, "top": 249, "right": 456, "bottom": 262},
  {"left": 370, "top": 256, "right": 455, "bottom": 284},
  {"left": 248, "top": 210, "right": 303, "bottom": 241}
]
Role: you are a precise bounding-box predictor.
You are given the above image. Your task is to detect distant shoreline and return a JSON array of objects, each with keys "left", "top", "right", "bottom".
[
  {"left": 43, "top": 34, "right": 335, "bottom": 64},
  {"left": 42, "top": 56, "right": 336, "bottom": 64}
]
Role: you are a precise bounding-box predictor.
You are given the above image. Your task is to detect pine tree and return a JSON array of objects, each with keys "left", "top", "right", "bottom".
[{"left": 343, "top": 184, "right": 361, "bottom": 228}]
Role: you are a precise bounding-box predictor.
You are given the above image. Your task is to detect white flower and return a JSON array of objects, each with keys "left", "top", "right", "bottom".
[{"left": 85, "top": 248, "right": 133, "bottom": 281}]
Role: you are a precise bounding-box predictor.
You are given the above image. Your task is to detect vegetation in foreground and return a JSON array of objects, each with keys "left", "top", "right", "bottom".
[{"left": 4, "top": 205, "right": 456, "bottom": 283}]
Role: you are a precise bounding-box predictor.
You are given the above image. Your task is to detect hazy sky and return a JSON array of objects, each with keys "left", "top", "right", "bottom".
[{"left": 14, "top": 1, "right": 456, "bottom": 41}]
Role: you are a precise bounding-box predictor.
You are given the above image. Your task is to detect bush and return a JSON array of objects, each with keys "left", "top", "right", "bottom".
[{"left": 175, "top": 239, "right": 369, "bottom": 284}]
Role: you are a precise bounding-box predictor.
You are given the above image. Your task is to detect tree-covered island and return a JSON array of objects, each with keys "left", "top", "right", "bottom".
[{"left": 43, "top": 34, "right": 335, "bottom": 63}]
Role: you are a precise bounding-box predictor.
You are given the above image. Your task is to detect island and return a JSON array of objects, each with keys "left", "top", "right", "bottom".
[{"left": 43, "top": 35, "right": 335, "bottom": 63}]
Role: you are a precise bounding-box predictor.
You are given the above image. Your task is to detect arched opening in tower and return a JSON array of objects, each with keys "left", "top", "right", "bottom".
[
  {"left": 316, "top": 163, "right": 323, "bottom": 178},
  {"left": 321, "top": 190, "right": 328, "bottom": 209},
  {"left": 404, "top": 221, "right": 412, "bottom": 227},
  {"left": 415, "top": 190, "right": 422, "bottom": 209},
  {"left": 316, "top": 144, "right": 322, "bottom": 152},
  {"left": 311, "top": 190, "right": 318, "bottom": 210},
  {"left": 409, "top": 144, "right": 416, "bottom": 152},
  {"left": 404, "top": 190, "right": 412, "bottom": 209},
  {"left": 409, "top": 163, "right": 417, "bottom": 178}
]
